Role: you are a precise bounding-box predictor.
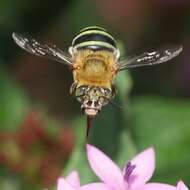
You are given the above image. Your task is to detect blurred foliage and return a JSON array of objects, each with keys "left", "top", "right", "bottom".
[
  {"left": 129, "top": 96, "right": 190, "bottom": 184},
  {"left": 0, "top": 66, "right": 28, "bottom": 131},
  {"left": 0, "top": 0, "right": 190, "bottom": 189},
  {"left": 0, "top": 66, "right": 75, "bottom": 189}
]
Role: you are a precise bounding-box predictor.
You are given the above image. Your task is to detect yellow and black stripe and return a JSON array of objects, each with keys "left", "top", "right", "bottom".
[{"left": 72, "top": 26, "right": 117, "bottom": 51}]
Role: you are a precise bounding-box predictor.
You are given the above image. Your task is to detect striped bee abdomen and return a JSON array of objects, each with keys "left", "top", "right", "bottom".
[{"left": 72, "top": 26, "right": 117, "bottom": 51}]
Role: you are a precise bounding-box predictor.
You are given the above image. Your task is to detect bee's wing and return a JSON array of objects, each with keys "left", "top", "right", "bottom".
[
  {"left": 118, "top": 46, "right": 183, "bottom": 71},
  {"left": 12, "top": 32, "right": 72, "bottom": 66}
]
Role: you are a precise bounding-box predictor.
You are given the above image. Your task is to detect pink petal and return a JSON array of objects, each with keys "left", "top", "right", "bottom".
[
  {"left": 79, "top": 183, "right": 111, "bottom": 190},
  {"left": 57, "top": 177, "right": 76, "bottom": 190},
  {"left": 177, "top": 181, "right": 189, "bottom": 190},
  {"left": 87, "top": 144, "right": 125, "bottom": 190},
  {"left": 66, "top": 170, "right": 80, "bottom": 188},
  {"left": 142, "top": 183, "right": 176, "bottom": 190},
  {"left": 127, "top": 147, "right": 155, "bottom": 188}
]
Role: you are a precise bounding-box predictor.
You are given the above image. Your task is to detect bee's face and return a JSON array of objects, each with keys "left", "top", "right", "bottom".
[{"left": 75, "top": 85, "right": 112, "bottom": 116}]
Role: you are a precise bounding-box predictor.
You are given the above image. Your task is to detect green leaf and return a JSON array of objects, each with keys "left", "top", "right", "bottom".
[
  {"left": 129, "top": 96, "right": 190, "bottom": 184},
  {"left": 0, "top": 67, "right": 29, "bottom": 131}
]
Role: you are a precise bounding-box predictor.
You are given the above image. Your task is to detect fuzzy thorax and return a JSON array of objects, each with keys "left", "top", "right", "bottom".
[{"left": 72, "top": 49, "right": 118, "bottom": 89}]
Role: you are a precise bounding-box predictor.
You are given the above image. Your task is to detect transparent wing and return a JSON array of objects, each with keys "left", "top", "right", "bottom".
[
  {"left": 12, "top": 32, "right": 72, "bottom": 65},
  {"left": 118, "top": 46, "right": 183, "bottom": 71}
]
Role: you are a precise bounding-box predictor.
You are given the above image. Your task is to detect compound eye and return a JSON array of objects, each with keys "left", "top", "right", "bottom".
[
  {"left": 75, "top": 86, "right": 87, "bottom": 97},
  {"left": 75, "top": 86, "right": 88, "bottom": 103},
  {"left": 104, "top": 88, "right": 109, "bottom": 94},
  {"left": 103, "top": 88, "right": 112, "bottom": 98}
]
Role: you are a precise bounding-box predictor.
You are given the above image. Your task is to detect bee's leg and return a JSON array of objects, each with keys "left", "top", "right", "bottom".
[
  {"left": 69, "top": 82, "right": 78, "bottom": 95},
  {"left": 81, "top": 106, "right": 85, "bottom": 115},
  {"left": 111, "top": 84, "right": 117, "bottom": 98}
]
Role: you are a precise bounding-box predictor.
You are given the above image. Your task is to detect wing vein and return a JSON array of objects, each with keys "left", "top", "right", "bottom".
[
  {"left": 118, "top": 46, "right": 183, "bottom": 71},
  {"left": 12, "top": 32, "right": 72, "bottom": 66}
]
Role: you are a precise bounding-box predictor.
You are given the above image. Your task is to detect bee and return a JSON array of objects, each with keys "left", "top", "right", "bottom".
[{"left": 12, "top": 26, "right": 183, "bottom": 137}]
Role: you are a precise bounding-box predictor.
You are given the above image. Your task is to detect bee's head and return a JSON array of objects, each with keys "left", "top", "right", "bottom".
[{"left": 75, "top": 85, "right": 112, "bottom": 116}]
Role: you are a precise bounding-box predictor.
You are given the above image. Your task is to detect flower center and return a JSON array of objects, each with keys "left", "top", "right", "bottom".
[{"left": 124, "top": 162, "right": 136, "bottom": 184}]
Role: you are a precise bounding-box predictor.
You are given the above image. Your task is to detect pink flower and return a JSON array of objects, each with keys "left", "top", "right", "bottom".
[
  {"left": 140, "top": 179, "right": 189, "bottom": 190},
  {"left": 57, "top": 170, "right": 110, "bottom": 190},
  {"left": 142, "top": 183, "right": 175, "bottom": 190},
  {"left": 57, "top": 170, "right": 80, "bottom": 190},
  {"left": 141, "top": 176, "right": 189, "bottom": 190},
  {"left": 177, "top": 181, "right": 189, "bottom": 190},
  {"left": 86, "top": 144, "right": 175, "bottom": 190}
]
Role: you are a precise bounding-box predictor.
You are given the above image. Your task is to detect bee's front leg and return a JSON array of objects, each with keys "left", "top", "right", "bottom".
[
  {"left": 111, "top": 84, "right": 117, "bottom": 98},
  {"left": 69, "top": 82, "right": 78, "bottom": 95}
]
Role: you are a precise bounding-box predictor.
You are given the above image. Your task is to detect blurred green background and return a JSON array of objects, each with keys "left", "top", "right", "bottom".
[{"left": 0, "top": 0, "right": 190, "bottom": 189}]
